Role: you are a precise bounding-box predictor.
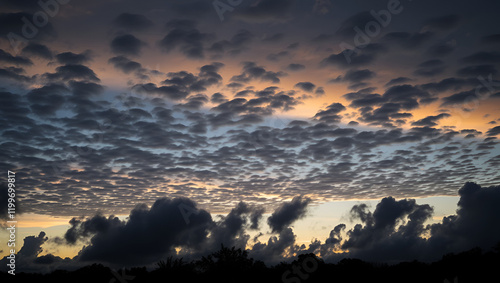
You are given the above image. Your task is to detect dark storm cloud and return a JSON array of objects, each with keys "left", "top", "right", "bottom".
[
  {"left": 209, "top": 87, "right": 299, "bottom": 124},
  {"left": 287, "top": 42, "right": 299, "bottom": 50},
  {"left": 108, "top": 56, "right": 143, "bottom": 74},
  {"left": 261, "top": 33, "right": 285, "bottom": 43},
  {"left": 440, "top": 90, "right": 478, "bottom": 106},
  {"left": 197, "top": 62, "right": 224, "bottom": 86},
  {"left": 209, "top": 29, "right": 254, "bottom": 56},
  {"left": 383, "top": 84, "right": 434, "bottom": 108},
  {"left": 346, "top": 84, "right": 432, "bottom": 127},
  {"left": 413, "top": 59, "right": 445, "bottom": 77},
  {"left": 294, "top": 82, "right": 316, "bottom": 92},
  {"left": 343, "top": 69, "right": 376, "bottom": 82},
  {"left": 315, "top": 86, "right": 325, "bottom": 96},
  {"left": 0, "top": 0, "right": 42, "bottom": 11},
  {"left": 385, "top": 77, "right": 412, "bottom": 86},
  {"left": 21, "top": 42, "right": 53, "bottom": 60},
  {"left": 110, "top": 34, "right": 146, "bottom": 56},
  {"left": 0, "top": 66, "right": 31, "bottom": 82},
  {"left": 460, "top": 129, "right": 482, "bottom": 137},
  {"left": 334, "top": 11, "right": 373, "bottom": 40},
  {"left": 461, "top": 51, "right": 500, "bottom": 64},
  {"left": 233, "top": 0, "right": 297, "bottom": 23},
  {"left": 314, "top": 102, "right": 346, "bottom": 124},
  {"left": 112, "top": 13, "right": 154, "bottom": 31},
  {"left": 321, "top": 43, "right": 386, "bottom": 68},
  {"left": 55, "top": 51, "right": 92, "bottom": 65},
  {"left": 249, "top": 207, "right": 265, "bottom": 230},
  {"left": 43, "top": 64, "right": 100, "bottom": 82},
  {"left": 382, "top": 31, "right": 433, "bottom": 49},
  {"left": 337, "top": 197, "right": 434, "bottom": 262},
  {"left": 26, "top": 83, "right": 68, "bottom": 116},
  {"left": 19, "top": 232, "right": 48, "bottom": 258},
  {"left": 176, "top": 94, "right": 209, "bottom": 110},
  {"left": 411, "top": 113, "right": 450, "bottom": 127},
  {"left": 420, "top": 77, "right": 476, "bottom": 93},
  {"left": 231, "top": 62, "right": 286, "bottom": 84},
  {"left": 0, "top": 12, "right": 56, "bottom": 41},
  {"left": 132, "top": 64, "right": 224, "bottom": 100},
  {"left": 134, "top": 83, "right": 190, "bottom": 100},
  {"left": 331, "top": 69, "right": 376, "bottom": 86},
  {"left": 0, "top": 0, "right": 499, "bottom": 268},
  {"left": 423, "top": 14, "right": 460, "bottom": 30},
  {"left": 427, "top": 182, "right": 500, "bottom": 256},
  {"left": 324, "top": 224, "right": 346, "bottom": 248},
  {"left": 2, "top": 183, "right": 500, "bottom": 270},
  {"left": 160, "top": 62, "right": 224, "bottom": 93},
  {"left": 43, "top": 198, "right": 267, "bottom": 266},
  {"left": 489, "top": 92, "right": 500, "bottom": 99},
  {"left": 159, "top": 19, "right": 213, "bottom": 59},
  {"left": 27, "top": 84, "right": 69, "bottom": 116},
  {"left": 0, "top": 231, "right": 66, "bottom": 274},
  {"left": 426, "top": 41, "right": 456, "bottom": 57},
  {"left": 210, "top": 92, "right": 227, "bottom": 104},
  {"left": 166, "top": 0, "right": 209, "bottom": 18},
  {"left": 457, "top": 65, "right": 497, "bottom": 77},
  {"left": 266, "top": 50, "right": 289, "bottom": 62},
  {"left": 358, "top": 103, "right": 411, "bottom": 127},
  {"left": 207, "top": 202, "right": 265, "bottom": 251},
  {"left": 286, "top": 63, "right": 305, "bottom": 71},
  {"left": 481, "top": 33, "right": 500, "bottom": 45},
  {"left": 486, "top": 126, "right": 500, "bottom": 136},
  {"left": 311, "top": 33, "right": 334, "bottom": 43},
  {"left": 302, "top": 182, "right": 500, "bottom": 263},
  {"left": 250, "top": 227, "right": 298, "bottom": 263},
  {"left": 344, "top": 89, "right": 385, "bottom": 108},
  {"left": 76, "top": 197, "right": 212, "bottom": 265},
  {"left": 63, "top": 214, "right": 121, "bottom": 245},
  {"left": 0, "top": 48, "right": 32, "bottom": 65},
  {"left": 267, "top": 196, "right": 311, "bottom": 233},
  {"left": 69, "top": 81, "right": 104, "bottom": 97},
  {"left": 413, "top": 67, "right": 445, "bottom": 77},
  {"left": 0, "top": 90, "right": 33, "bottom": 139}
]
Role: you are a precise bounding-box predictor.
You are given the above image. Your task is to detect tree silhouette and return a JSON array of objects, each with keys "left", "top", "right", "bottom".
[
  {"left": 1, "top": 242, "right": 499, "bottom": 283},
  {"left": 156, "top": 256, "right": 185, "bottom": 271}
]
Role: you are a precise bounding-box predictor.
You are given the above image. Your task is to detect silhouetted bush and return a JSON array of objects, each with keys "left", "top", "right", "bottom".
[{"left": 2, "top": 243, "right": 500, "bottom": 283}]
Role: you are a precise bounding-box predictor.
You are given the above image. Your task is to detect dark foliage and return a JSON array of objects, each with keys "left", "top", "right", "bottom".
[{"left": 1, "top": 244, "right": 499, "bottom": 283}]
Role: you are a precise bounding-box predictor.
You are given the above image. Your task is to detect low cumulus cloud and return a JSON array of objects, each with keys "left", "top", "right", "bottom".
[
  {"left": 1, "top": 182, "right": 500, "bottom": 272},
  {"left": 267, "top": 196, "right": 311, "bottom": 233}
]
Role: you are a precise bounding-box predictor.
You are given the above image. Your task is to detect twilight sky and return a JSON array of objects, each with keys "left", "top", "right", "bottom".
[{"left": 1, "top": 0, "right": 500, "bottom": 272}]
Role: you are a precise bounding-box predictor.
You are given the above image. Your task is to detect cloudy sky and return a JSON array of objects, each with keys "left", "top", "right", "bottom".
[{"left": 1, "top": 0, "right": 500, "bottom": 272}]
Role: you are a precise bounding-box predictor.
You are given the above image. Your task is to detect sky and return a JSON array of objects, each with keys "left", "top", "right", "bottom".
[{"left": 0, "top": 0, "right": 500, "bottom": 273}]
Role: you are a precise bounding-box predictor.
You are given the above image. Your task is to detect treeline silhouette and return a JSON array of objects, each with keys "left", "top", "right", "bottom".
[{"left": 2, "top": 244, "right": 499, "bottom": 283}]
